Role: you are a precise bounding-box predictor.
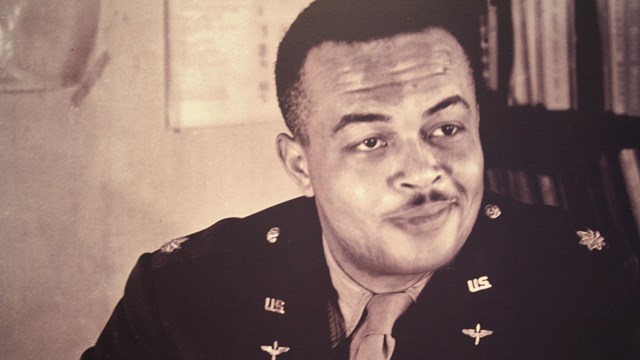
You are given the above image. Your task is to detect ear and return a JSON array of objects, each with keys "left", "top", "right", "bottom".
[{"left": 276, "top": 133, "right": 315, "bottom": 197}]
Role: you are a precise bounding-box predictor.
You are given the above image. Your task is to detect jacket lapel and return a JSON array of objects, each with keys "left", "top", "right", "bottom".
[
  {"left": 244, "top": 197, "right": 336, "bottom": 360},
  {"left": 392, "top": 209, "right": 507, "bottom": 358}
]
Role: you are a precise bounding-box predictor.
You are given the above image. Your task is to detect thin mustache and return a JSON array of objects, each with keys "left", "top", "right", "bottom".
[
  {"left": 389, "top": 190, "right": 457, "bottom": 215},
  {"left": 410, "top": 190, "right": 455, "bottom": 206}
]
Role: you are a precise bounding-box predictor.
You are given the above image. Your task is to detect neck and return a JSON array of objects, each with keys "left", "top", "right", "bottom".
[
  {"left": 339, "top": 260, "right": 427, "bottom": 294},
  {"left": 321, "top": 234, "right": 431, "bottom": 294}
]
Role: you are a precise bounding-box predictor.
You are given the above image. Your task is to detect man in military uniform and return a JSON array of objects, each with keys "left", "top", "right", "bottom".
[{"left": 83, "top": 0, "right": 640, "bottom": 359}]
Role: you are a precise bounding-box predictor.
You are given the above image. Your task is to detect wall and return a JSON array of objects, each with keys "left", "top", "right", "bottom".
[{"left": 0, "top": 1, "right": 299, "bottom": 359}]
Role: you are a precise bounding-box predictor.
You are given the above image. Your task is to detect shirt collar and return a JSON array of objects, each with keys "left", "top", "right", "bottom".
[{"left": 322, "top": 235, "right": 432, "bottom": 343}]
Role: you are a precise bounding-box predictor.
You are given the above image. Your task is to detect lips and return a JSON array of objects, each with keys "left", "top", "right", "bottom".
[{"left": 385, "top": 199, "right": 457, "bottom": 234}]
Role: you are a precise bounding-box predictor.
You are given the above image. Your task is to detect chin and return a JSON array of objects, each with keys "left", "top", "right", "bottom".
[
  {"left": 371, "top": 248, "right": 454, "bottom": 277},
  {"left": 393, "top": 232, "right": 467, "bottom": 273}
]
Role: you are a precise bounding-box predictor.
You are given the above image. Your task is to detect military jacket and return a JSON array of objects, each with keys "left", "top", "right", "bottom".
[{"left": 82, "top": 192, "right": 640, "bottom": 359}]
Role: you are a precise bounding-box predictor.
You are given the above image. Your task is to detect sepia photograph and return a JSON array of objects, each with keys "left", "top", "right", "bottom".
[{"left": 1, "top": 0, "right": 639, "bottom": 359}]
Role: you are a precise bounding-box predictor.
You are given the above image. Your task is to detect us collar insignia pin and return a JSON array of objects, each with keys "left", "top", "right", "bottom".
[
  {"left": 462, "top": 323, "right": 493, "bottom": 345},
  {"left": 577, "top": 228, "right": 606, "bottom": 251},
  {"left": 467, "top": 275, "right": 492, "bottom": 293},
  {"left": 160, "top": 237, "right": 188, "bottom": 253},
  {"left": 261, "top": 341, "right": 290, "bottom": 360},
  {"left": 264, "top": 297, "right": 286, "bottom": 314}
]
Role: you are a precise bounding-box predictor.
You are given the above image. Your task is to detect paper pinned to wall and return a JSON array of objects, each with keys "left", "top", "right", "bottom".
[
  {"left": 166, "top": 0, "right": 312, "bottom": 130},
  {"left": 0, "top": 0, "right": 100, "bottom": 93}
]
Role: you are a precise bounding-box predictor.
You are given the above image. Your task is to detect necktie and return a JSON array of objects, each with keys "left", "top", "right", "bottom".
[{"left": 349, "top": 292, "right": 413, "bottom": 360}]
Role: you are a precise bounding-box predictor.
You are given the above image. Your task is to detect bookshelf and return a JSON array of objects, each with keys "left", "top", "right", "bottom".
[{"left": 480, "top": 0, "right": 640, "bottom": 255}]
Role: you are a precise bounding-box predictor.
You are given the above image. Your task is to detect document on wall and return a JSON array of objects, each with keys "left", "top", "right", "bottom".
[{"left": 166, "top": 0, "right": 312, "bottom": 130}]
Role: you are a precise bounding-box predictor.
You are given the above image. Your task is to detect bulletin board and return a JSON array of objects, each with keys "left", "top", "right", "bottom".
[{"left": 165, "top": 0, "right": 312, "bottom": 130}]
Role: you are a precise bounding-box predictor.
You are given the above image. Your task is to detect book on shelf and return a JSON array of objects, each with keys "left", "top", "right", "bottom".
[
  {"left": 481, "top": 0, "right": 500, "bottom": 91},
  {"left": 509, "top": 0, "right": 530, "bottom": 105},
  {"left": 508, "top": 0, "right": 576, "bottom": 110},
  {"left": 596, "top": 0, "right": 613, "bottom": 111},
  {"left": 566, "top": 0, "right": 578, "bottom": 109},
  {"left": 523, "top": 0, "right": 543, "bottom": 105},
  {"left": 619, "top": 148, "right": 640, "bottom": 236},
  {"left": 594, "top": 153, "right": 629, "bottom": 241},
  {"left": 596, "top": 0, "right": 640, "bottom": 116},
  {"left": 610, "top": 0, "right": 627, "bottom": 114},
  {"left": 505, "top": 170, "right": 537, "bottom": 204},
  {"left": 485, "top": 168, "right": 509, "bottom": 197},
  {"left": 537, "top": 174, "right": 560, "bottom": 206},
  {"left": 598, "top": 0, "right": 630, "bottom": 115},
  {"left": 625, "top": 0, "right": 640, "bottom": 116},
  {"left": 539, "top": 0, "right": 575, "bottom": 110}
]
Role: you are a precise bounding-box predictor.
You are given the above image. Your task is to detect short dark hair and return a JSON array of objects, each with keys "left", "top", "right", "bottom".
[{"left": 275, "top": 0, "right": 486, "bottom": 144}]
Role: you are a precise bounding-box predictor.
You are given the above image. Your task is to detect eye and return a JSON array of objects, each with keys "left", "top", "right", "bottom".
[
  {"left": 355, "top": 137, "right": 387, "bottom": 151},
  {"left": 431, "top": 124, "right": 461, "bottom": 137}
]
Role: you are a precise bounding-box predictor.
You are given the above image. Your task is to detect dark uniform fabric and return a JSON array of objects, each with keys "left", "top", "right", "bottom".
[{"left": 82, "top": 192, "right": 640, "bottom": 359}]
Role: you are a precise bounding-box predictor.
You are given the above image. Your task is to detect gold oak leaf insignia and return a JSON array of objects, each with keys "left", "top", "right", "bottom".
[
  {"left": 577, "top": 229, "right": 606, "bottom": 251},
  {"left": 160, "top": 237, "right": 188, "bottom": 253}
]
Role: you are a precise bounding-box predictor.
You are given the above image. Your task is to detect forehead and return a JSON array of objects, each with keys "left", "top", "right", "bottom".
[{"left": 301, "top": 28, "right": 472, "bottom": 105}]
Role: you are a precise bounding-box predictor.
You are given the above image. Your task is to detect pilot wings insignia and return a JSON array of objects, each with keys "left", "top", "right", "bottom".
[
  {"left": 261, "top": 341, "right": 290, "bottom": 360},
  {"left": 462, "top": 323, "right": 493, "bottom": 345}
]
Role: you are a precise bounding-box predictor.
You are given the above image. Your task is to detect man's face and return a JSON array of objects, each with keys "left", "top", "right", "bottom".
[{"left": 290, "top": 29, "right": 484, "bottom": 291}]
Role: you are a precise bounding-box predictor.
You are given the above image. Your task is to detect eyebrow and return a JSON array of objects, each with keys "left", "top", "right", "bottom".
[
  {"left": 332, "top": 113, "right": 390, "bottom": 134},
  {"left": 425, "top": 95, "right": 470, "bottom": 115},
  {"left": 331, "top": 95, "right": 470, "bottom": 135}
]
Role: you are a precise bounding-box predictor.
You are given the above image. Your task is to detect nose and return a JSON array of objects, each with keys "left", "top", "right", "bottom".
[{"left": 388, "top": 142, "right": 443, "bottom": 191}]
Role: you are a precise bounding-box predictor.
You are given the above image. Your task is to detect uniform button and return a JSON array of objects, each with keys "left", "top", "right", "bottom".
[
  {"left": 266, "top": 227, "right": 280, "bottom": 243},
  {"left": 483, "top": 204, "right": 502, "bottom": 219}
]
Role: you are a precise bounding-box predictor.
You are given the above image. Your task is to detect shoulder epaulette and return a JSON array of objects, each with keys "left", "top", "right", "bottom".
[{"left": 150, "top": 217, "right": 241, "bottom": 270}]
